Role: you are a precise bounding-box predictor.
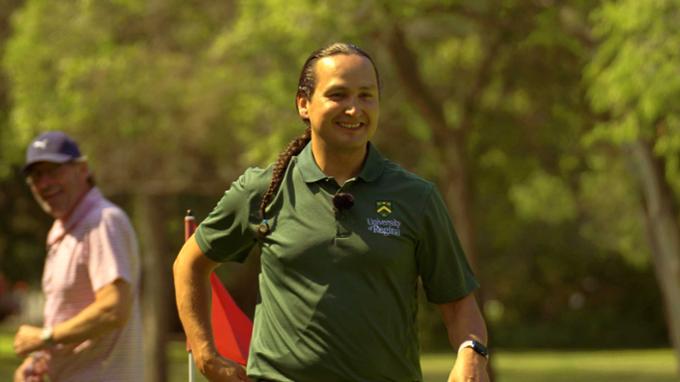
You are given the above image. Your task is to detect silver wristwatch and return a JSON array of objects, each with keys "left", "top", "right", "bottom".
[{"left": 40, "top": 326, "right": 55, "bottom": 346}]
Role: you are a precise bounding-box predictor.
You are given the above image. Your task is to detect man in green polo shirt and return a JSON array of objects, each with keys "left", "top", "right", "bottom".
[{"left": 174, "top": 43, "right": 489, "bottom": 382}]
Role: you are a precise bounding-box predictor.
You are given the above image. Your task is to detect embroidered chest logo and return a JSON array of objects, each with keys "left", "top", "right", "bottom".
[
  {"left": 376, "top": 201, "right": 392, "bottom": 217},
  {"left": 368, "top": 201, "right": 400, "bottom": 236},
  {"left": 367, "top": 217, "right": 401, "bottom": 237}
]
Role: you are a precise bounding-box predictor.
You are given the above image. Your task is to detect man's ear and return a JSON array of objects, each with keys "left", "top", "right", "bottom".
[
  {"left": 76, "top": 161, "right": 90, "bottom": 180},
  {"left": 297, "top": 96, "right": 309, "bottom": 120}
]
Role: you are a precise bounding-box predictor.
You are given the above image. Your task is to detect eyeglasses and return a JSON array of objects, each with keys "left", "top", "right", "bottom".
[{"left": 25, "top": 162, "right": 73, "bottom": 185}]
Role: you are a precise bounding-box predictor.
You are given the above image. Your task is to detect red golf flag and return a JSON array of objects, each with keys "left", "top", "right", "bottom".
[
  {"left": 184, "top": 210, "right": 253, "bottom": 366},
  {"left": 210, "top": 273, "right": 253, "bottom": 365}
]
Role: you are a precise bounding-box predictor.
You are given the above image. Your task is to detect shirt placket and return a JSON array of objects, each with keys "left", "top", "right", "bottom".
[{"left": 334, "top": 179, "right": 356, "bottom": 239}]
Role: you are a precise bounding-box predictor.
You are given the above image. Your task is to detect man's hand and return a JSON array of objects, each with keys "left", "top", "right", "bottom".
[
  {"left": 437, "top": 294, "right": 489, "bottom": 382},
  {"left": 14, "top": 352, "right": 49, "bottom": 382},
  {"left": 13, "top": 325, "right": 45, "bottom": 357},
  {"left": 448, "top": 348, "right": 489, "bottom": 382},
  {"left": 194, "top": 347, "right": 252, "bottom": 382}
]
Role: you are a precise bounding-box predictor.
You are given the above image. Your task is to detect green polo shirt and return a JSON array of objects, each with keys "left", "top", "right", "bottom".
[{"left": 195, "top": 142, "right": 478, "bottom": 382}]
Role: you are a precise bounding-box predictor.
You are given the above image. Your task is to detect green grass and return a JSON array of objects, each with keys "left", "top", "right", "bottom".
[
  {"left": 0, "top": 326, "right": 677, "bottom": 381},
  {"left": 421, "top": 349, "right": 678, "bottom": 382},
  {"left": 0, "top": 326, "right": 20, "bottom": 381},
  {"left": 169, "top": 344, "right": 680, "bottom": 382}
]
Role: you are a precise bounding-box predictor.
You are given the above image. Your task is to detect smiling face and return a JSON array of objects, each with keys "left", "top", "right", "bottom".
[
  {"left": 25, "top": 161, "right": 91, "bottom": 220},
  {"left": 296, "top": 53, "right": 380, "bottom": 157}
]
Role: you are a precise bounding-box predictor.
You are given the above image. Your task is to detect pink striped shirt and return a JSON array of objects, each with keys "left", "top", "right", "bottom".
[{"left": 43, "top": 187, "right": 144, "bottom": 381}]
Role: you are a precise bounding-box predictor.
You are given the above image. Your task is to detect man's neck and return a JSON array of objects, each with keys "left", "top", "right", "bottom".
[
  {"left": 311, "top": 141, "right": 367, "bottom": 186},
  {"left": 56, "top": 186, "right": 93, "bottom": 223}
]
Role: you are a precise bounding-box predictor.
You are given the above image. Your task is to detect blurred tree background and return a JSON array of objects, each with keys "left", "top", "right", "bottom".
[{"left": 1, "top": 0, "right": 679, "bottom": 380}]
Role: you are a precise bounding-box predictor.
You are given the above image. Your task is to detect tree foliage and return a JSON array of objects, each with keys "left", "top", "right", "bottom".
[
  {"left": 0, "top": 0, "right": 676, "bottom": 365},
  {"left": 3, "top": 1, "right": 247, "bottom": 193},
  {"left": 585, "top": 0, "right": 680, "bottom": 370},
  {"left": 587, "top": 0, "right": 680, "bottom": 189}
]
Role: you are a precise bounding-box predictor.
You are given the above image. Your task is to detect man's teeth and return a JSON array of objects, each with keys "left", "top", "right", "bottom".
[{"left": 338, "top": 122, "right": 361, "bottom": 129}]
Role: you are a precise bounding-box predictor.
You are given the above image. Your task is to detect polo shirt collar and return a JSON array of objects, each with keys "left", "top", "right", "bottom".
[
  {"left": 296, "top": 142, "right": 385, "bottom": 184},
  {"left": 296, "top": 143, "right": 327, "bottom": 183},
  {"left": 358, "top": 143, "right": 385, "bottom": 182}
]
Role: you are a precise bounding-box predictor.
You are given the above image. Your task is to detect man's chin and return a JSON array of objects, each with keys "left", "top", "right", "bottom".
[{"left": 40, "top": 203, "right": 66, "bottom": 219}]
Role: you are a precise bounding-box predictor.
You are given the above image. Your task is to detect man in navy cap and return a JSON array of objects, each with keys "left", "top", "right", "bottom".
[{"left": 13, "top": 131, "right": 144, "bottom": 381}]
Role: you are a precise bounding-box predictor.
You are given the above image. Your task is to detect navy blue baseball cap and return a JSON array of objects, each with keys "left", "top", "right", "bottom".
[{"left": 23, "top": 131, "right": 84, "bottom": 173}]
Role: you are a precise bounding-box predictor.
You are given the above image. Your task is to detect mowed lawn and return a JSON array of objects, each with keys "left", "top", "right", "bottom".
[
  {"left": 0, "top": 328, "right": 676, "bottom": 381},
  {"left": 419, "top": 349, "right": 678, "bottom": 382},
  {"left": 167, "top": 344, "right": 680, "bottom": 382}
]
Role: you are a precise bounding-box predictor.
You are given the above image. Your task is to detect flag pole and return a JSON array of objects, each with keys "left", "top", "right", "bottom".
[
  {"left": 182, "top": 208, "right": 254, "bottom": 381},
  {"left": 184, "top": 209, "right": 198, "bottom": 382}
]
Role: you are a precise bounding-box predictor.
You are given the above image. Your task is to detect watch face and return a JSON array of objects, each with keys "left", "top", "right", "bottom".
[
  {"left": 471, "top": 340, "right": 489, "bottom": 358},
  {"left": 41, "top": 327, "right": 53, "bottom": 342}
]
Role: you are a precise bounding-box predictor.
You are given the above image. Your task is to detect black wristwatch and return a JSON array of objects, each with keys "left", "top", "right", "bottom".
[{"left": 458, "top": 339, "right": 489, "bottom": 359}]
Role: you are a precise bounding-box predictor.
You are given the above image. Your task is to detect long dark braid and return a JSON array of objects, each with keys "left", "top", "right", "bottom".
[
  {"left": 257, "top": 128, "right": 311, "bottom": 236},
  {"left": 257, "top": 42, "right": 380, "bottom": 237}
]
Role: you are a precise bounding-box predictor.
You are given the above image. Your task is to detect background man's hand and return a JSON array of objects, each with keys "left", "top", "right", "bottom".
[
  {"left": 13, "top": 325, "right": 44, "bottom": 357},
  {"left": 14, "top": 353, "right": 49, "bottom": 382}
]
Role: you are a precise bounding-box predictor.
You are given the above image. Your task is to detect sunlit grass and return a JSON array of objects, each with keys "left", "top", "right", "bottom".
[
  {"left": 420, "top": 349, "right": 678, "bottom": 382},
  {"left": 494, "top": 349, "right": 677, "bottom": 382},
  {"left": 0, "top": 324, "right": 676, "bottom": 382},
  {"left": 168, "top": 346, "right": 678, "bottom": 382}
]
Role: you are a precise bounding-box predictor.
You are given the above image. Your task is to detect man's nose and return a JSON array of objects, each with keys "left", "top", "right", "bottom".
[
  {"left": 344, "top": 97, "right": 359, "bottom": 115},
  {"left": 31, "top": 172, "right": 57, "bottom": 190},
  {"left": 33, "top": 177, "right": 51, "bottom": 191}
]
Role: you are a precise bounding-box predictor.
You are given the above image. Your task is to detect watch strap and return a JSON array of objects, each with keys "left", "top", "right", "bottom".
[
  {"left": 458, "top": 339, "right": 489, "bottom": 359},
  {"left": 40, "top": 326, "right": 54, "bottom": 346}
]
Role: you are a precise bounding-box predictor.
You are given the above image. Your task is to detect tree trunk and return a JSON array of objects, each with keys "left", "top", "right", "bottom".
[
  {"left": 133, "top": 194, "right": 171, "bottom": 382},
  {"left": 440, "top": 144, "right": 478, "bottom": 269},
  {"left": 630, "top": 139, "right": 680, "bottom": 375},
  {"left": 386, "top": 23, "right": 496, "bottom": 381}
]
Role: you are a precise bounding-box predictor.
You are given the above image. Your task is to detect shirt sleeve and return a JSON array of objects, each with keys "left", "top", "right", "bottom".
[
  {"left": 195, "top": 167, "right": 269, "bottom": 263},
  {"left": 88, "top": 207, "right": 137, "bottom": 291},
  {"left": 416, "top": 185, "right": 479, "bottom": 303}
]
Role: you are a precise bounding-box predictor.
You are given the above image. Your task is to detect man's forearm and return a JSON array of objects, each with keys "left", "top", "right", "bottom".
[
  {"left": 439, "top": 293, "right": 488, "bottom": 348},
  {"left": 52, "top": 279, "right": 132, "bottom": 345},
  {"left": 173, "top": 236, "right": 254, "bottom": 381},
  {"left": 439, "top": 293, "right": 490, "bottom": 382},
  {"left": 14, "top": 279, "right": 132, "bottom": 356},
  {"left": 173, "top": 235, "right": 219, "bottom": 361}
]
